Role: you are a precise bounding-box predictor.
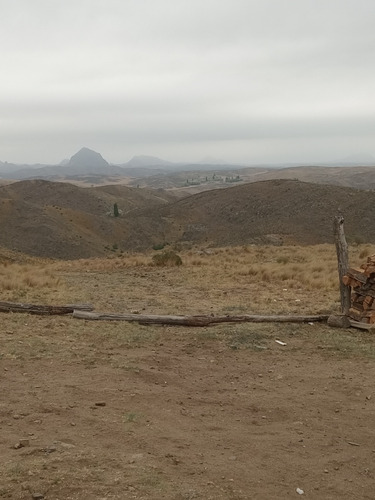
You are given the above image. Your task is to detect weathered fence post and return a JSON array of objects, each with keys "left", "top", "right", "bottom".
[{"left": 333, "top": 215, "right": 351, "bottom": 315}]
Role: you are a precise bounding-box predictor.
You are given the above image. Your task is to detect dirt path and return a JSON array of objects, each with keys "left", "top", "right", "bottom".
[{"left": 1, "top": 315, "right": 375, "bottom": 499}]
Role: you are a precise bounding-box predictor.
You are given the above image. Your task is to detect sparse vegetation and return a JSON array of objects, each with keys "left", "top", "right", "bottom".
[
  {"left": 1, "top": 243, "right": 375, "bottom": 499},
  {"left": 123, "top": 411, "right": 139, "bottom": 423}
]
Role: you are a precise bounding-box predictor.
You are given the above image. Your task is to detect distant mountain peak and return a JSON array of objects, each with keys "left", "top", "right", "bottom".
[
  {"left": 67, "top": 147, "right": 109, "bottom": 168},
  {"left": 125, "top": 155, "right": 172, "bottom": 167}
]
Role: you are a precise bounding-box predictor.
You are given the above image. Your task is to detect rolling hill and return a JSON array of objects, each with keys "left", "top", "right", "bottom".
[
  {"left": 0, "top": 180, "right": 175, "bottom": 259},
  {"left": 0, "top": 178, "right": 374, "bottom": 259},
  {"left": 152, "top": 179, "right": 373, "bottom": 247}
]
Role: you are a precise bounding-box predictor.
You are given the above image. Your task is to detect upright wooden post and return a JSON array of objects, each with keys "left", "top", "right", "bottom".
[{"left": 333, "top": 215, "right": 351, "bottom": 314}]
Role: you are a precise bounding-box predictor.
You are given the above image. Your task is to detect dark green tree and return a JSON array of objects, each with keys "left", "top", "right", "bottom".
[{"left": 113, "top": 203, "right": 119, "bottom": 217}]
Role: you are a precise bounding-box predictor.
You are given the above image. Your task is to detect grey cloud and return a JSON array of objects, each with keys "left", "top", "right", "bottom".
[{"left": 0, "top": 0, "right": 374, "bottom": 163}]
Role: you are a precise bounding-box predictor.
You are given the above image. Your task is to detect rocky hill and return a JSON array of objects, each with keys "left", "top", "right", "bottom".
[{"left": 67, "top": 147, "right": 109, "bottom": 169}]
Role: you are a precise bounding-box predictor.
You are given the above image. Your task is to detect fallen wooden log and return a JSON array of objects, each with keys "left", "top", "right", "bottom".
[
  {"left": 0, "top": 301, "right": 94, "bottom": 315},
  {"left": 349, "top": 320, "right": 375, "bottom": 331},
  {"left": 72, "top": 310, "right": 329, "bottom": 326}
]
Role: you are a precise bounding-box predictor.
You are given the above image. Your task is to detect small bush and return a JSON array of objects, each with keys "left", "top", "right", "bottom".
[
  {"left": 152, "top": 243, "right": 166, "bottom": 251},
  {"left": 152, "top": 251, "right": 182, "bottom": 267}
]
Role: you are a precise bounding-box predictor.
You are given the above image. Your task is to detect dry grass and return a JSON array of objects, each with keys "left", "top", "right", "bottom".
[
  {"left": 0, "top": 262, "right": 62, "bottom": 301},
  {"left": 2, "top": 243, "right": 373, "bottom": 315}
]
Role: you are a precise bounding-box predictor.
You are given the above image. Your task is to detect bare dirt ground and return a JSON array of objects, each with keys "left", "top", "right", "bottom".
[{"left": 1, "top": 250, "right": 375, "bottom": 499}]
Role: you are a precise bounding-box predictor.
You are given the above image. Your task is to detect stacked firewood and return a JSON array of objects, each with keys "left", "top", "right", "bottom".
[{"left": 343, "top": 255, "right": 375, "bottom": 324}]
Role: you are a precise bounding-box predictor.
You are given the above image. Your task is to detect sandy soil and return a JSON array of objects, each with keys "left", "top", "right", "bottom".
[{"left": 1, "top": 311, "right": 375, "bottom": 500}]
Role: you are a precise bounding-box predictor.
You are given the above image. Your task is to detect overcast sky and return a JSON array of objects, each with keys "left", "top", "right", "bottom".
[{"left": 1, "top": 0, "right": 375, "bottom": 165}]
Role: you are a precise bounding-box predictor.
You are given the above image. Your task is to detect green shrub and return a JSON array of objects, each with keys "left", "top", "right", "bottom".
[
  {"left": 152, "top": 243, "right": 166, "bottom": 251},
  {"left": 152, "top": 251, "right": 182, "bottom": 267}
]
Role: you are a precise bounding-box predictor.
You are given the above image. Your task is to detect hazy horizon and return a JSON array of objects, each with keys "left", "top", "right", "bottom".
[
  {"left": 1, "top": 146, "right": 375, "bottom": 168},
  {"left": 1, "top": 1, "right": 374, "bottom": 165}
]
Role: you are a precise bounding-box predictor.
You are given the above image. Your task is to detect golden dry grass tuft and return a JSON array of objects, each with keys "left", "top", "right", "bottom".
[{"left": 0, "top": 263, "right": 62, "bottom": 300}]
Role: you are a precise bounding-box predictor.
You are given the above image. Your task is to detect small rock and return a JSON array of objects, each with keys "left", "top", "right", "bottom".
[
  {"left": 59, "top": 441, "right": 76, "bottom": 449},
  {"left": 95, "top": 402, "right": 106, "bottom": 407},
  {"left": 14, "top": 439, "right": 29, "bottom": 449},
  {"left": 32, "top": 494, "right": 44, "bottom": 500},
  {"left": 296, "top": 487, "right": 304, "bottom": 495},
  {"left": 44, "top": 446, "right": 57, "bottom": 454}
]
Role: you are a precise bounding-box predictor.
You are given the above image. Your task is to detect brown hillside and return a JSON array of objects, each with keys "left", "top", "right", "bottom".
[
  {"left": 1, "top": 178, "right": 375, "bottom": 259},
  {"left": 0, "top": 180, "right": 174, "bottom": 259},
  {"left": 151, "top": 179, "right": 375, "bottom": 247}
]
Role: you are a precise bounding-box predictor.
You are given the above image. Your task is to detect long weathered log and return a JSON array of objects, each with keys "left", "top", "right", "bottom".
[
  {"left": 0, "top": 301, "right": 94, "bottom": 315},
  {"left": 73, "top": 310, "right": 329, "bottom": 326}
]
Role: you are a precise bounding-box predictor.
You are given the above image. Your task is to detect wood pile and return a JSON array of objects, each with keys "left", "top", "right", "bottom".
[{"left": 343, "top": 255, "right": 375, "bottom": 324}]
